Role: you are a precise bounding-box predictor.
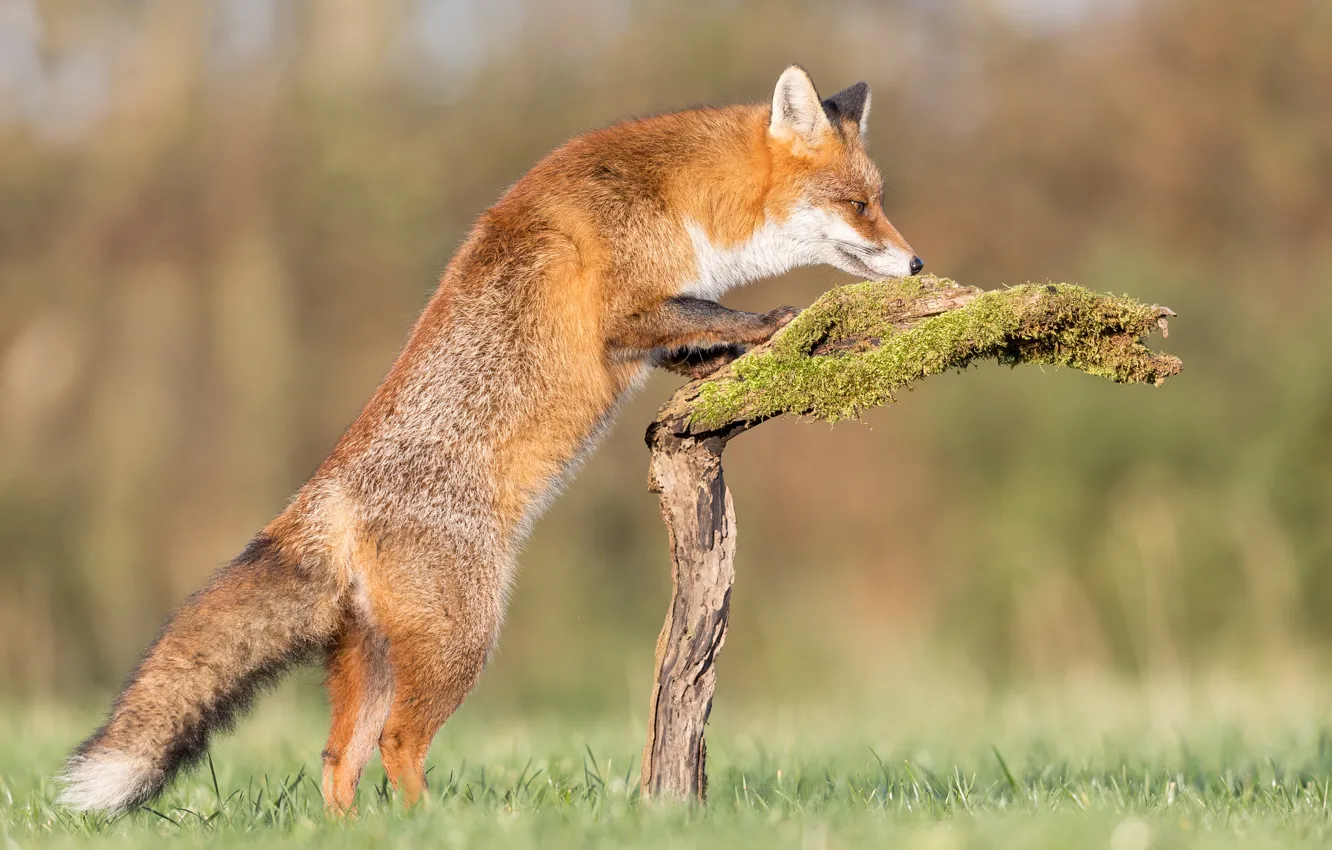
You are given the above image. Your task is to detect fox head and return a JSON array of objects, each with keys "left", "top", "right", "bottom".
[{"left": 763, "top": 65, "right": 922, "bottom": 281}]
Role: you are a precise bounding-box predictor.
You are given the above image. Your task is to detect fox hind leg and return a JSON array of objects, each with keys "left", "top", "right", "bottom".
[
  {"left": 376, "top": 606, "right": 499, "bottom": 806},
  {"left": 321, "top": 616, "right": 392, "bottom": 813}
]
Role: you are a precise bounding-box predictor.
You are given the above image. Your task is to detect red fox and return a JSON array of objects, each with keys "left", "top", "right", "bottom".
[{"left": 60, "top": 66, "right": 920, "bottom": 814}]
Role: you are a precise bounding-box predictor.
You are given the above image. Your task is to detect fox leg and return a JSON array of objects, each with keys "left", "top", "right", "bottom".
[
  {"left": 321, "top": 616, "right": 392, "bottom": 813},
  {"left": 608, "top": 297, "right": 799, "bottom": 356},
  {"left": 658, "top": 343, "right": 748, "bottom": 379},
  {"left": 373, "top": 572, "right": 501, "bottom": 806}
]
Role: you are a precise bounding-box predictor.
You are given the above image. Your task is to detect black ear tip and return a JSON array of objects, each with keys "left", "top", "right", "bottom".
[{"left": 824, "top": 81, "right": 871, "bottom": 124}]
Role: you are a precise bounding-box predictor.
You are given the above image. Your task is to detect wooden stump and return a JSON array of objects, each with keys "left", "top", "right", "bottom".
[
  {"left": 636, "top": 276, "right": 1179, "bottom": 802},
  {"left": 639, "top": 429, "right": 738, "bottom": 801}
]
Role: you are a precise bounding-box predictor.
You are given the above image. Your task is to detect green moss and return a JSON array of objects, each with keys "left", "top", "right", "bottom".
[{"left": 689, "top": 275, "right": 1180, "bottom": 430}]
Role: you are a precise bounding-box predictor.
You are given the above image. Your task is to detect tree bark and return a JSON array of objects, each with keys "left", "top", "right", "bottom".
[
  {"left": 638, "top": 431, "right": 732, "bottom": 802},
  {"left": 637, "top": 276, "right": 1180, "bottom": 801}
]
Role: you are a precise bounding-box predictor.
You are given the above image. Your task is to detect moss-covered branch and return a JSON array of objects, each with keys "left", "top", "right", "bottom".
[
  {"left": 655, "top": 275, "right": 1181, "bottom": 438},
  {"left": 639, "top": 274, "right": 1180, "bottom": 802}
]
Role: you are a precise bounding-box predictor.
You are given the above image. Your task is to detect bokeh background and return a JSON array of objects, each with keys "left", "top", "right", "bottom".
[{"left": 0, "top": 0, "right": 1329, "bottom": 717}]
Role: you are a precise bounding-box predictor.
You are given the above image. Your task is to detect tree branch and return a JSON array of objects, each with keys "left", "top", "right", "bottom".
[{"left": 639, "top": 275, "right": 1181, "bottom": 801}]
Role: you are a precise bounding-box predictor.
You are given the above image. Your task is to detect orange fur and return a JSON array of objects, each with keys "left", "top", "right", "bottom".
[{"left": 61, "top": 66, "right": 919, "bottom": 815}]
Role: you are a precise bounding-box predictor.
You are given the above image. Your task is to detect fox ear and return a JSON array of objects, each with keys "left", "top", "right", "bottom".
[
  {"left": 823, "top": 81, "right": 872, "bottom": 138},
  {"left": 769, "top": 65, "right": 832, "bottom": 145}
]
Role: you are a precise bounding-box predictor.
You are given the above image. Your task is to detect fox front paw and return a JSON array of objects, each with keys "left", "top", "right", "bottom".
[
  {"left": 660, "top": 343, "right": 747, "bottom": 379},
  {"left": 761, "top": 305, "right": 801, "bottom": 335}
]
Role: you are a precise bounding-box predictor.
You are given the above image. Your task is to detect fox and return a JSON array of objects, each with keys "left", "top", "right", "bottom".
[{"left": 59, "top": 65, "right": 921, "bottom": 815}]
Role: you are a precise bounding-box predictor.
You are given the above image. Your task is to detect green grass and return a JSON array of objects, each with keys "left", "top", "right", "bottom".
[{"left": 5, "top": 677, "right": 1332, "bottom": 848}]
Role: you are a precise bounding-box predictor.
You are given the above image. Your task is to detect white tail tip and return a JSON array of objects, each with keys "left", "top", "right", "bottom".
[{"left": 58, "top": 750, "right": 157, "bottom": 814}]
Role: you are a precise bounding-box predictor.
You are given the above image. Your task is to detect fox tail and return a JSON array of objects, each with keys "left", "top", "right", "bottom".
[{"left": 59, "top": 532, "right": 341, "bottom": 814}]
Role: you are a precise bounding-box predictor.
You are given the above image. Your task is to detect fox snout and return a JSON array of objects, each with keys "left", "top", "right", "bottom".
[
  {"left": 862, "top": 216, "right": 922, "bottom": 279},
  {"left": 853, "top": 240, "right": 922, "bottom": 280}
]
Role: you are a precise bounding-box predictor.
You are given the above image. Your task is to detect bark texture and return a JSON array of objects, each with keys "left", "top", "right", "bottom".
[
  {"left": 638, "top": 434, "right": 733, "bottom": 801},
  {"left": 639, "top": 275, "right": 1181, "bottom": 801}
]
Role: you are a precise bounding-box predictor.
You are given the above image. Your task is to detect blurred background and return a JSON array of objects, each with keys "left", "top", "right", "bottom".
[{"left": 0, "top": 0, "right": 1329, "bottom": 716}]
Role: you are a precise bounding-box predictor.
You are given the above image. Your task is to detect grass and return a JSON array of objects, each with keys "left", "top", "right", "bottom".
[{"left": 5, "top": 675, "right": 1332, "bottom": 848}]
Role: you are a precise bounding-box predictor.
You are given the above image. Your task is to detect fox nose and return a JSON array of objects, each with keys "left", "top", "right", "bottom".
[{"left": 909, "top": 256, "right": 924, "bottom": 276}]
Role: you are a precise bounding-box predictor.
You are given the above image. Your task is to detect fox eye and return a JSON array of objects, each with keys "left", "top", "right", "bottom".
[{"left": 849, "top": 200, "right": 868, "bottom": 215}]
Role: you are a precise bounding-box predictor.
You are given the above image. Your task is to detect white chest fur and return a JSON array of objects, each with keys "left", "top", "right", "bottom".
[{"left": 679, "top": 209, "right": 825, "bottom": 300}]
